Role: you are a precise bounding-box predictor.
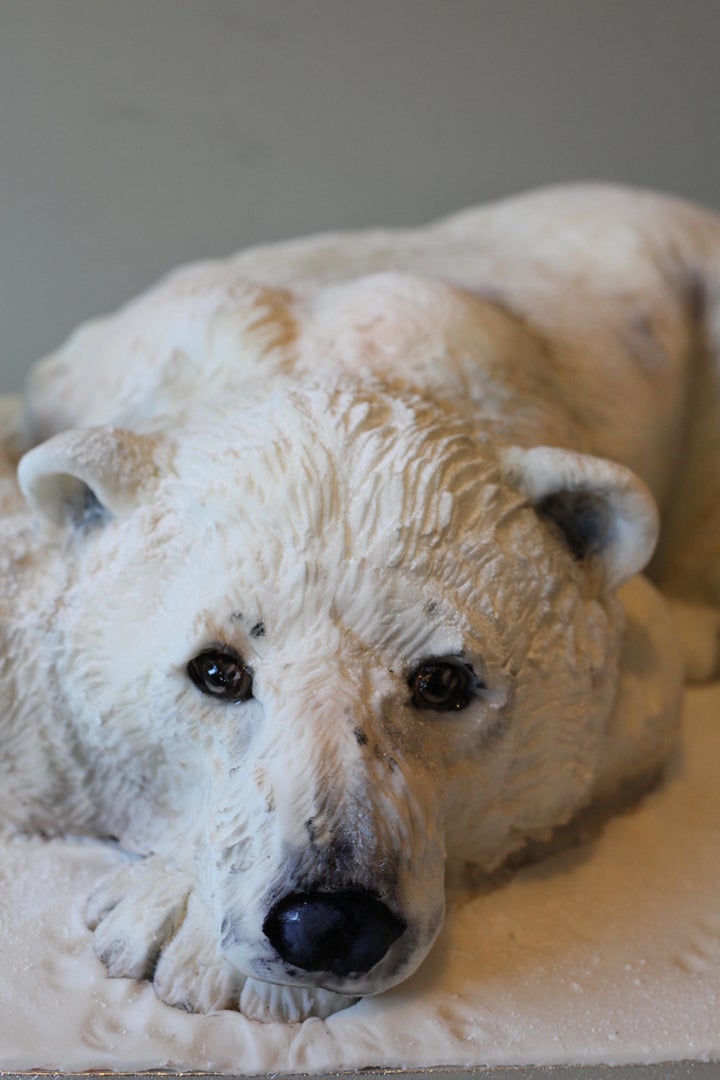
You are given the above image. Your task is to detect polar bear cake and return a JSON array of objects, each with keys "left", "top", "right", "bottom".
[{"left": 0, "top": 183, "right": 719, "bottom": 1029}]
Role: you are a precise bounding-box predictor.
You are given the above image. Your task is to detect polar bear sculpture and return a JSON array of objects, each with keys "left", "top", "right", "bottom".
[{"left": 2, "top": 183, "right": 719, "bottom": 1022}]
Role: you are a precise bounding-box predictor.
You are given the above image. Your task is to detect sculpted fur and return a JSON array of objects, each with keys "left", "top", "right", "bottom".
[{"left": 1, "top": 184, "right": 719, "bottom": 1021}]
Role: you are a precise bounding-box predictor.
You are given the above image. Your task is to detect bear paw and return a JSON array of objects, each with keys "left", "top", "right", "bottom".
[
  {"left": 86, "top": 855, "right": 193, "bottom": 981},
  {"left": 86, "top": 855, "right": 242, "bottom": 1011},
  {"left": 152, "top": 890, "right": 245, "bottom": 1012},
  {"left": 86, "top": 856, "right": 357, "bottom": 1019}
]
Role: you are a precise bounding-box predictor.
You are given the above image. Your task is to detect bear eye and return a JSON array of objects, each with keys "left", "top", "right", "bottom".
[
  {"left": 408, "top": 657, "right": 479, "bottom": 712},
  {"left": 187, "top": 649, "right": 253, "bottom": 703}
]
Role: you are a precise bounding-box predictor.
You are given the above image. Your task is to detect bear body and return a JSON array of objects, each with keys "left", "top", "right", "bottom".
[{"left": 2, "top": 183, "right": 719, "bottom": 1020}]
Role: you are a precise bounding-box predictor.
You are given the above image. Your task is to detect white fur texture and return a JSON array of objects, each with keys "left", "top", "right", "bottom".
[{"left": 3, "top": 182, "right": 720, "bottom": 1022}]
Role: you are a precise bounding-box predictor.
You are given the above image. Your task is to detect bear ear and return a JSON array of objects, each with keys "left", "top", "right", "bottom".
[
  {"left": 17, "top": 426, "right": 166, "bottom": 527},
  {"left": 498, "top": 445, "right": 659, "bottom": 591}
]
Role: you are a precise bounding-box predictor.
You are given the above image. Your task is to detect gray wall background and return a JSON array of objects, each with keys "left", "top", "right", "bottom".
[{"left": 1, "top": 0, "right": 719, "bottom": 393}]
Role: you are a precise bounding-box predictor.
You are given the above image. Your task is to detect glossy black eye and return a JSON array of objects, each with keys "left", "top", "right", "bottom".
[
  {"left": 408, "top": 657, "right": 478, "bottom": 712},
  {"left": 187, "top": 649, "right": 253, "bottom": 703}
]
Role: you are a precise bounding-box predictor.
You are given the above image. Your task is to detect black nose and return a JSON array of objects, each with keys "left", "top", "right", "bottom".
[{"left": 263, "top": 889, "right": 406, "bottom": 977}]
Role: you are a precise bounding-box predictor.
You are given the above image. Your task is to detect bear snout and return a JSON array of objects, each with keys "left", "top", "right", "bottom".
[{"left": 262, "top": 888, "right": 406, "bottom": 977}]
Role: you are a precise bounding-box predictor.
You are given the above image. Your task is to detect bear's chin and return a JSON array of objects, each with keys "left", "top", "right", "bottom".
[{"left": 238, "top": 977, "right": 358, "bottom": 1023}]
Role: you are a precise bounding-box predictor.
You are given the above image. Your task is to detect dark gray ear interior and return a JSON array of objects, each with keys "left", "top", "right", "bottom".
[
  {"left": 536, "top": 490, "right": 614, "bottom": 560},
  {"left": 47, "top": 474, "right": 109, "bottom": 529},
  {"left": 71, "top": 483, "right": 108, "bottom": 528}
]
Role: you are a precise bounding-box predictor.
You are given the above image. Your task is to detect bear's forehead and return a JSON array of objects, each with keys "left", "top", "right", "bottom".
[
  {"left": 120, "top": 389, "right": 552, "bottom": 649},
  {"left": 165, "top": 383, "right": 509, "bottom": 549}
]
